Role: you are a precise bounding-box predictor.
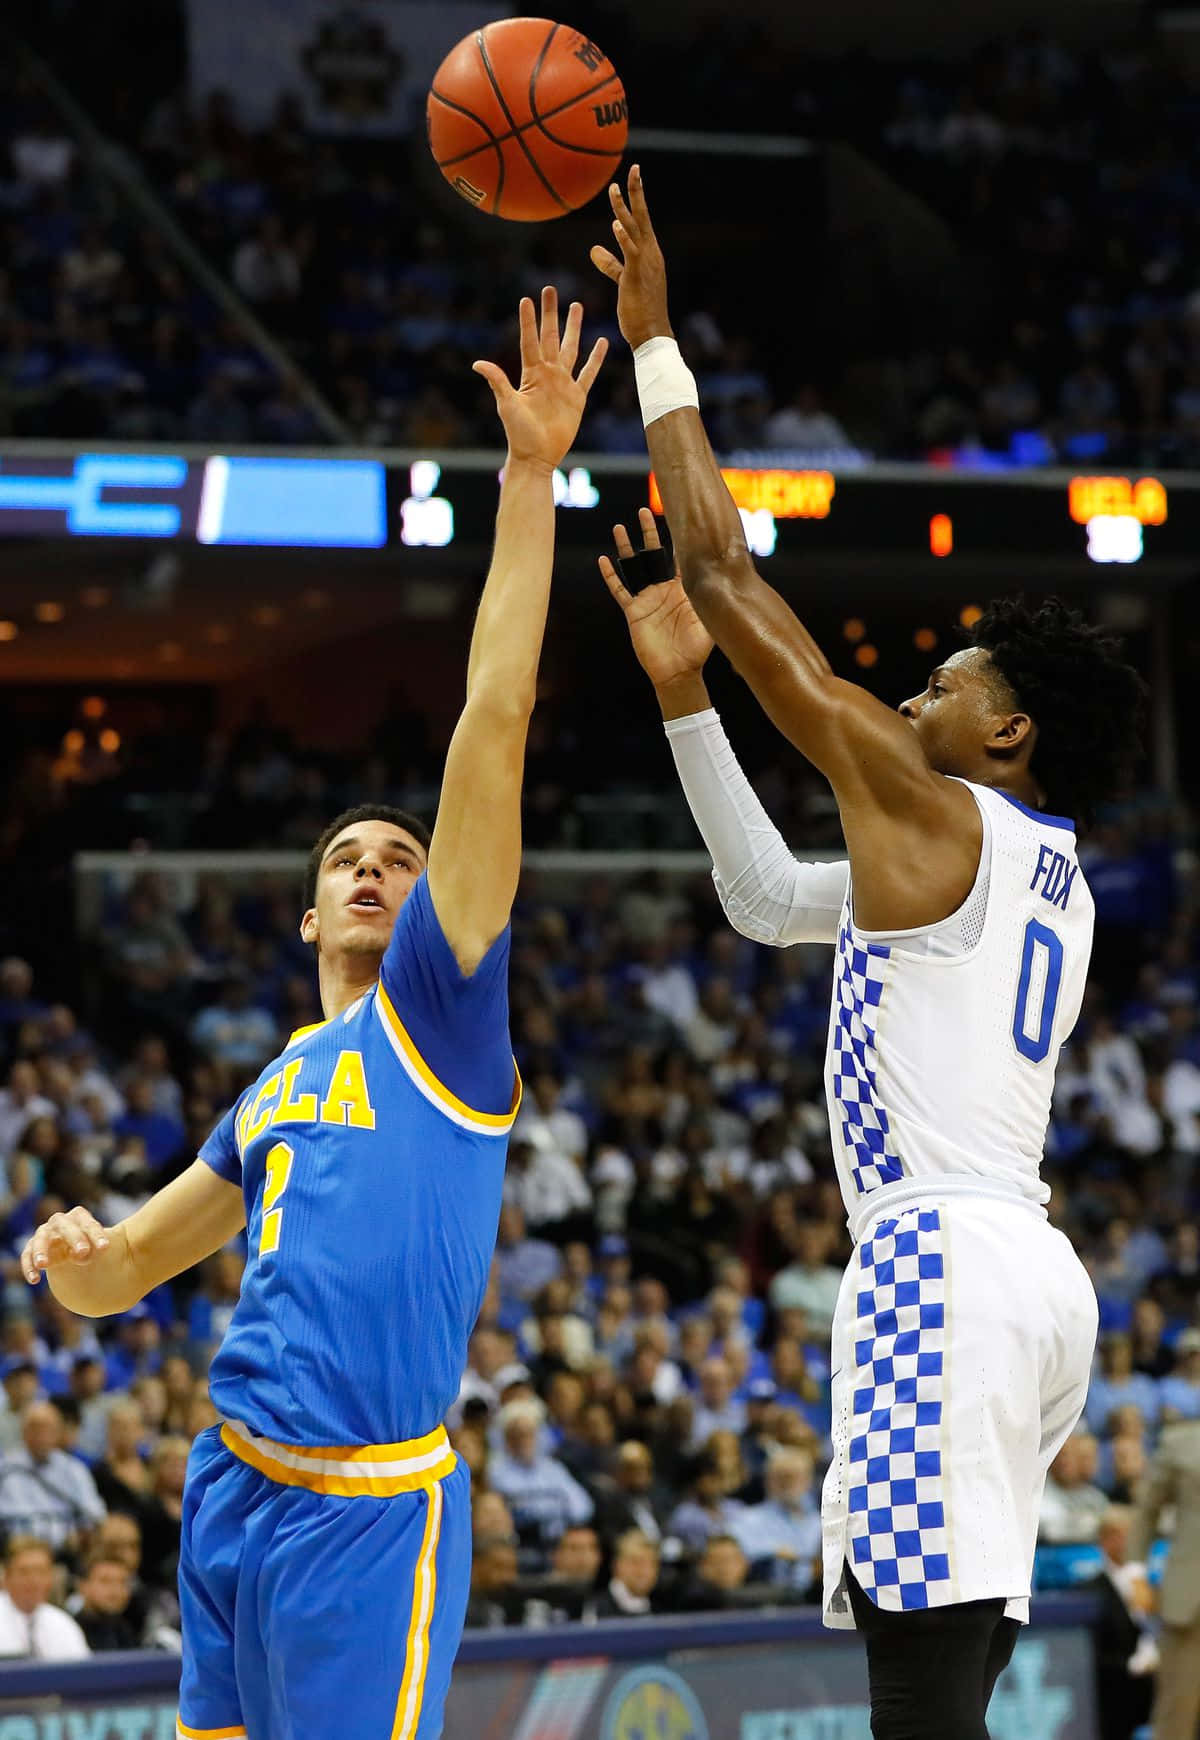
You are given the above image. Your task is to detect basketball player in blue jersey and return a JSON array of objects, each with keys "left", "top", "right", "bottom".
[
  {"left": 593, "top": 172, "right": 1144, "bottom": 1740},
  {"left": 20, "top": 288, "right": 606, "bottom": 1740}
]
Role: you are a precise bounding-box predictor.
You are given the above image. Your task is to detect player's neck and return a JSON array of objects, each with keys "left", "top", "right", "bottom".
[
  {"left": 317, "top": 952, "right": 385, "bottom": 1020},
  {"left": 977, "top": 764, "right": 1046, "bottom": 812}
]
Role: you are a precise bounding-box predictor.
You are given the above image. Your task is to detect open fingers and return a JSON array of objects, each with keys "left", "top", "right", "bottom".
[
  {"left": 612, "top": 520, "right": 636, "bottom": 560},
  {"left": 590, "top": 244, "right": 623, "bottom": 283},
  {"left": 637, "top": 506, "right": 663, "bottom": 550},
  {"left": 472, "top": 359, "right": 513, "bottom": 401},
  {"left": 576, "top": 335, "right": 608, "bottom": 395},
  {"left": 627, "top": 163, "right": 655, "bottom": 238},
  {"left": 560, "top": 298, "right": 583, "bottom": 373},
  {"left": 609, "top": 177, "right": 640, "bottom": 244},
  {"left": 598, "top": 552, "right": 633, "bottom": 611},
  {"left": 611, "top": 216, "right": 638, "bottom": 261},
  {"left": 517, "top": 295, "right": 539, "bottom": 371},
  {"left": 539, "top": 285, "right": 559, "bottom": 362}
]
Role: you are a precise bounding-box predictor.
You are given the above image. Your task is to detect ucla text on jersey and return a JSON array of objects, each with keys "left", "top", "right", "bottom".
[{"left": 199, "top": 873, "right": 520, "bottom": 1452}]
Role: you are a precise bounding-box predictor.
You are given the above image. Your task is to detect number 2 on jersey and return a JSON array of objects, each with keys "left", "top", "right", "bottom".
[
  {"left": 259, "top": 1139, "right": 294, "bottom": 1256},
  {"left": 1012, "top": 917, "right": 1063, "bottom": 1064}
]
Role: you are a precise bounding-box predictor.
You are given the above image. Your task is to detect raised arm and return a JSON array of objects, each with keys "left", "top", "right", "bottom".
[
  {"left": 426, "top": 289, "right": 606, "bottom": 973},
  {"left": 592, "top": 170, "right": 980, "bottom": 929},
  {"left": 600, "top": 511, "right": 847, "bottom": 946},
  {"left": 21, "top": 1159, "right": 245, "bottom": 1316}
]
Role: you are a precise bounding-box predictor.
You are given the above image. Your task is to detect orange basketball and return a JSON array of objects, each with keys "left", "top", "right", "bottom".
[{"left": 427, "top": 17, "right": 627, "bottom": 222}]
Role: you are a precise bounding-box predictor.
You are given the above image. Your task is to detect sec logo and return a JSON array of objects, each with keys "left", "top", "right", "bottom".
[{"left": 601, "top": 1665, "right": 709, "bottom": 1740}]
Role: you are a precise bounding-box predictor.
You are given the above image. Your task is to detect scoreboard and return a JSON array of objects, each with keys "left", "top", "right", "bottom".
[{"left": 0, "top": 447, "right": 1193, "bottom": 571}]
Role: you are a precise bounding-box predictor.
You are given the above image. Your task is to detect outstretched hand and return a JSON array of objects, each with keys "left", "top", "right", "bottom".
[
  {"left": 599, "top": 508, "right": 713, "bottom": 688},
  {"left": 473, "top": 286, "right": 607, "bottom": 471},
  {"left": 590, "top": 163, "right": 671, "bottom": 350}
]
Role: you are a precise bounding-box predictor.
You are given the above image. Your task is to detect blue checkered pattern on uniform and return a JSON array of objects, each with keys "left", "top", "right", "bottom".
[
  {"left": 832, "top": 922, "right": 903, "bottom": 1195},
  {"left": 846, "top": 1207, "right": 951, "bottom": 1612}
]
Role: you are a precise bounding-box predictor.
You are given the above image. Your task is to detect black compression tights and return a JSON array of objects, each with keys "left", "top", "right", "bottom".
[{"left": 847, "top": 1567, "right": 1021, "bottom": 1740}]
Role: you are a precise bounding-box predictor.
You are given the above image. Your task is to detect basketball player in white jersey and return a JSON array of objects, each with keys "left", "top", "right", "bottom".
[{"left": 592, "top": 169, "right": 1145, "bottom": 1739}]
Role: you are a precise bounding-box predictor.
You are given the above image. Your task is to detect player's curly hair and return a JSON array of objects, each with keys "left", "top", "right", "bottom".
[
  {"left": 304, "top": 805, "right": 432, "bottom": 909},
  {"left": 967, "top": 597, "right": 1145, "bottom": 827}
]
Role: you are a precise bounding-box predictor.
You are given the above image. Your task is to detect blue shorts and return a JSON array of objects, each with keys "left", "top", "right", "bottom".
[{"left": 177, "top": 1422, "right": 471, "bottom": 1740}]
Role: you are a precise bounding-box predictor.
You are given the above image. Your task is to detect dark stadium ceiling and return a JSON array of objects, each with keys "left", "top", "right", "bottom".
[
  {"left": 0, "top": 534, "right": 1184, "bottom": 684},
  {"left": 0, "top": 543, "right": 473, "bottom": 683}
]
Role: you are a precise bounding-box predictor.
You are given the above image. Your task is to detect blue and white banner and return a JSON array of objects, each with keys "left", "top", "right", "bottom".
[
  {"left": 0, "top": 1619, "right": 1098, "bottom": 1740},
  {"left": 185, "top": 0, "right": 510, "bottom": 135}
]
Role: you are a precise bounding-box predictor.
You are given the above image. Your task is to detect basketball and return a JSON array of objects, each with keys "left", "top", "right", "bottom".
[{"left": 427, "top": 17, "right": 627, "bottom": 222}]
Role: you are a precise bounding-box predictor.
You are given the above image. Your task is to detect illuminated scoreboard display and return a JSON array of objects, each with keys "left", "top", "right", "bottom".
[{"left": 0, "top": 450, "right": 1190, "bottom": 569}]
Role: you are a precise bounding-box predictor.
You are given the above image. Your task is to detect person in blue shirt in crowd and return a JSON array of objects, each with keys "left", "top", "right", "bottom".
[
  {"left": 1085, "top": 1332, "right": 1163, "bottom": 1436},
  {"left": 1160, "top": 1329, "right": 1200, "bottom": 1422},
  {"left": 732, "top": 1445, "right": 822, "bottom": 1592}
]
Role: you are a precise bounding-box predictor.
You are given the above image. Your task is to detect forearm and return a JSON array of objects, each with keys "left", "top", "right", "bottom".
[
  {"left": 427, "top": 459, "right": 558, "bottom": 967},
  {"left": 465, "top": 457, "right": 556, "bottom": 711},
  {"left": 663, "top": 706, "right": 848, "bottom": 945},
  {"left": 31, "top": 1161, "right": 244, "bottom": 1315},
  {"left": 634, "top": 351, "right": 835, "bottom": 720},
  {"left": 643, "top": 398, "right": 749, "bottom": 583}
]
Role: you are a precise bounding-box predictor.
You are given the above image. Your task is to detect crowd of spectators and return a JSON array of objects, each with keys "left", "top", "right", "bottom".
[
  {"left": 13, "top": 17, "right": 1200, "bottom": 465},
  {"left": 0, "top": 762, "right": 1196, "bottom": 1660},
  {"left": 835, "top": 32, "right": 1200, "bottom": 467},
  {"left": 0, "top": 67, "right": 242, "bottom": 446}
]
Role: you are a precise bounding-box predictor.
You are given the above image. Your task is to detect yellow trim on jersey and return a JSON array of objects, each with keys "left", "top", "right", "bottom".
[
  {"left": 391, "top": 1480, "right": 443, "bottom": 1740},
  {"left": 176, "top": 1723, "right": 247, "bottom": 1739},
  {"left": 286, "top": 1018, "right": 329, "bottom": 1048},
  {"left": 220, "top": 1418, "right": 456, "bottom": 1497},
  {"left": 375, "top": 978, "right": 521, "bottom": 1132}
]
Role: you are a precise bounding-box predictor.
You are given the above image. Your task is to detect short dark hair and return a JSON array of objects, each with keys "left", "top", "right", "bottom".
[
  {"left": 304, "top": 805, "right": 432, "bottom": 909},
  {"left": 967, "top": 597, "right": 1145, "bottom": 826},
  {"left": 5, "top": 1534, "right": 53, "bottom": 1567}
]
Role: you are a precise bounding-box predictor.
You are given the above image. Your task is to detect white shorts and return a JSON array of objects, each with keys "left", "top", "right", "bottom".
[{"left": 821, "top": 1193, "right": 1098, "bottom": 1629}]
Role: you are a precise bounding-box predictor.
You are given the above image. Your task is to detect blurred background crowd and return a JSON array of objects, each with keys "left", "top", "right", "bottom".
[
  {"left": 8, "top": 7, "right": 1200, "bottom": 466},
  {"left": 0, "top": 11, "right": 1197, "bottom": 1739}
]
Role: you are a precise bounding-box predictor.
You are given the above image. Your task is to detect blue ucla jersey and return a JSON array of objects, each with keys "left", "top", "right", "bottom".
[{"left": 199, "top": 874, "right": 519, "bottom": 1447}]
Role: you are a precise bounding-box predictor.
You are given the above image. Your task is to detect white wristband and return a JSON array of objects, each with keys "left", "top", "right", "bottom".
[{"left": 633, "top": 336, "right": 699, "bottom": 427}]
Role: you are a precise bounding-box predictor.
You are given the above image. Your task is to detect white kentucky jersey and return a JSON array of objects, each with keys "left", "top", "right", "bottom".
[{"left": 825, "top": 780, "right": 1094, "bottom": 1226}]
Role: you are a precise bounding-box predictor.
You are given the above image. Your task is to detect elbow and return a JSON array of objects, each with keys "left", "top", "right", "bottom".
[
  {"left": 463, "top": 684, "right": 537, "bottom": 726},
  {"left": 679, "top": 542, "right": 756, "bottom": 599},
  {"left": 48, "top": 1282, "right": 134, "bottom": 1320}
]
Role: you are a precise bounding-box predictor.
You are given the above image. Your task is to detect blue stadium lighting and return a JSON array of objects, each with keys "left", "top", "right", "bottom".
[
  {"left": 199, "top": 457, "right": 386, "bottom": 548},
  {"left": 0, "top": 453, "right": 186, "bottom": 537}
]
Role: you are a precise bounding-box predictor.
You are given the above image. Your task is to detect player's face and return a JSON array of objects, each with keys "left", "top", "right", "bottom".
[
  {"left": 898, "top": 647, "right": 1019, "bottom": 778},
  {"left": 302, "top": 820, "right": 428, "bottom": 959}
]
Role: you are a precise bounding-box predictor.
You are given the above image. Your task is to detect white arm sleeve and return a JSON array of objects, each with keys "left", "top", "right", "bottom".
[{"left": 664, "top": 708, "right": 848, "bottom": 946}]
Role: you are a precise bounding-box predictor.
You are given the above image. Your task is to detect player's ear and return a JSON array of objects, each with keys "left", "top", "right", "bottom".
[
  {"left": 300, "top": 907, "right": 319, "bottom": 947},
  {"left": 991, "top": 711, "right": 1035, "bottom": 754}
]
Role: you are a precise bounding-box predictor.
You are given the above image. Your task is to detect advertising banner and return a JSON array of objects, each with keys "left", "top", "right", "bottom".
[{"left": 0, "top": 1625, "right": 1096, "bottom": 1740}]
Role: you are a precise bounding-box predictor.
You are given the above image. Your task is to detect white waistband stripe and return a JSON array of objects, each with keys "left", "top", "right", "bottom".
[
  {"left": 222, "top": 1418, "right": 451, "bottom": 1479},
  {"left": 851, "top": 1174, "right": 1048, "bottom": 1244}
]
